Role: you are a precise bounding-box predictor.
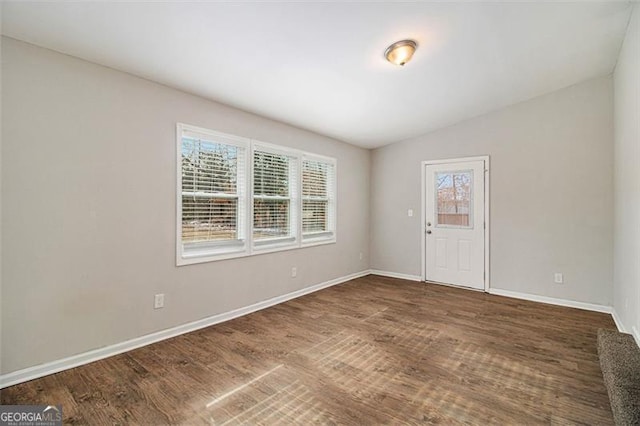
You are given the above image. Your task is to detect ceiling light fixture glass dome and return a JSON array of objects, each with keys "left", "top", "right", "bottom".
[{"left": 384, "top": 40, "right": 418, "bottom": 66}]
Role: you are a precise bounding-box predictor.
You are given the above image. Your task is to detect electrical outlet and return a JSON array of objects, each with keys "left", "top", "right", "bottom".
[
  {"left": 291, "top": 267, "right": 297, "bottom": 278},
  {"left": 154, "top": 293, "right": 165, "bottom": 309},
  {"left": 408, "top": 209, "right": 414, "bottom": 217},
  {"left": 554, "top": 273, "right": 564, "bottom": 284}
]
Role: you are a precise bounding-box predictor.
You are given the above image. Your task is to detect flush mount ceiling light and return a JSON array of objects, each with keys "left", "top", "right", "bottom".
[{"left": 384, "top": 39, "right": 418, "bottom": 66}]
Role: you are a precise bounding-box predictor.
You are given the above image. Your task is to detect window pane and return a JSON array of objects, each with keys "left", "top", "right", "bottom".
[
  {"left": 182, "top": 196, "right": 237, "bottom": 243},
  {"left": 302, "top": 161, "right": 328, "bottom": 197},
  {"left": 182, "top": 137, "right": 238, "bottom": 194},
  {"left": 253, "top": 199, "right": 290, "bottom": 239},
  {"left": 436, "top": 171, "right": 473, "bottom": 227},
  {"left": 302, "top": 159, "right": 334, "bottom": 238},
  {"left": 181, "top": 134, "right": 244, "bottom": 248},
  {"left": 303, "top": 200, "right": 328, "bottom": 233},
  {"left": 253, "top": 151, "right": 289, "bottom": 196},
  {"left": 252, "top": 149, "right": 294, "bottom": 243}
]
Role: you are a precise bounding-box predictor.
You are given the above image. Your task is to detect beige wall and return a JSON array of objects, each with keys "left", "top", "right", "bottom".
[
  {"left": 0, "top": 37, "right": 370, "bottom": 374},
  {"left": 0, "top": 11, "right": 3, "bottom": 377},
  {"left": 371, "top": 76, "right": 614, "bottom": 305},
  {"left": 613, "top": 5, "right": 640, "bottom": 336}
]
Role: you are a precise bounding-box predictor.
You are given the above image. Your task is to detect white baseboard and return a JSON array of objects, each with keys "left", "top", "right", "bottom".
[
  {"left": 370, "top": 270, "right": 422, "bottom": 282},
  {"left": 611, "top": 308, "right": 626, "bottom": 332},
  {"left": 610, "top": 308, "right": 640, "bottom": 347},
  {"left": 0, "top": 269, "right": 370, "bottom": 389},
  {"left": 488, "top": 288, "right": 612, "bottom": 314}
]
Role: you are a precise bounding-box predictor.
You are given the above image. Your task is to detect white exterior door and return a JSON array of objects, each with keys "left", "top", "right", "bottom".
[{"left": 424, "top": 159, "right": 486, "bottom": 290}]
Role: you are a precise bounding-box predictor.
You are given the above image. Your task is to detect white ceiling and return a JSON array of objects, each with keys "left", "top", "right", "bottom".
[{"left": 1, "top": 1, "right": 634, "bottom": 148}]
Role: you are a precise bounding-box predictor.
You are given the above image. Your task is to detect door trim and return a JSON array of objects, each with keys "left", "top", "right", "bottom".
[{"left": 421, "top": 156, "right": 490, "bottom": 292}]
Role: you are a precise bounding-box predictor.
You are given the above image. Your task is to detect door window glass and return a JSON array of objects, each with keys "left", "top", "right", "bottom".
[{"left": 435, "top": 171, "right": 473, "bottom": 228}]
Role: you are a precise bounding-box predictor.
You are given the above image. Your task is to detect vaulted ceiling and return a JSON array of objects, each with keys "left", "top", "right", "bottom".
[{"left": 1, "top": 2, "right": 634, "bottom": 148}]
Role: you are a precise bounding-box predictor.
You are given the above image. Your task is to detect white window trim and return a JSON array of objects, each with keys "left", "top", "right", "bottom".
[{"left": 177, "top": 124, "right": 337, "bottom": 266}]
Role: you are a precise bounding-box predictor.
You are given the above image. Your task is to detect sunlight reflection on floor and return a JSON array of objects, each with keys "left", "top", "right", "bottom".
[{"left": 204, "top": 306, "right": 559, "bottom": 425}]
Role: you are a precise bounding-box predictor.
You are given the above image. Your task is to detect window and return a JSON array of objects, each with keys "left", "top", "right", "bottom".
[
  {"left": 253, "top": 146, "right": 298, "bottom": 249},
  {"left": 302, "top": 157, "right": 336, "bottom": 242},
  {"left": 177, "top": 124, "right": 336, "bottom": 265},
  {"left": 178, "top": 126, "right": 248, "bottom": 263}
]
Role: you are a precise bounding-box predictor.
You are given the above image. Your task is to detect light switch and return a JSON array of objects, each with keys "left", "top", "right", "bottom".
[{"left": 408, "top": 209, "right": 414, "bottom": 217}]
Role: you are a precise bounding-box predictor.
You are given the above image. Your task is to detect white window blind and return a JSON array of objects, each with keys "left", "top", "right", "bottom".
[
  {"left": 302, "top": 157, "right": 336, "bottom": 241},
  {"left": 179, "top": 127, "right": 247, "bottom": 262},
  {"left": 177, "top": 123, "right": 336, "bottom": 265},
  {"left": 253, "top": 147, "right": 298, "bottom": 247}
]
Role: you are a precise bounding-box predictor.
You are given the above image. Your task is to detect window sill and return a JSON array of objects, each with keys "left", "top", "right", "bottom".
[
  {"left": 301, "top": 235, "right": 336, "bottom": 248},
  {"left": 253, "top": 236, "right": 298, "bottom": 253},
  {"left": 177, "top": 235, "right": 336, "bottom": 266},
  {"left": 178, "top": 247, "right": 248, "bottom": 266}
]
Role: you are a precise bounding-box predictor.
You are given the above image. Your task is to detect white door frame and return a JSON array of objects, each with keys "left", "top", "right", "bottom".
[{"left": 421, "top": 156, "right": 490, "bottom": 292}]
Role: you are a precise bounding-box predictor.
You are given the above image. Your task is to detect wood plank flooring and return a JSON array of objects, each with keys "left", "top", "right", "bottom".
[{"left": 1, "top": 275, "right": 616, "bottom": 424}]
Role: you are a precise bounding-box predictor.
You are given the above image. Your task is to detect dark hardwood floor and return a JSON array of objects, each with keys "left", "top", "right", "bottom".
[{"left": 1, "top": 275, "right": 616, "bottom": 424}]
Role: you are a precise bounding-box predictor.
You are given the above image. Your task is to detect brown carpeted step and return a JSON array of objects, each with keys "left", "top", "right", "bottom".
[{"left": 597, "top": 328, "right": 640, "bottom": 425}]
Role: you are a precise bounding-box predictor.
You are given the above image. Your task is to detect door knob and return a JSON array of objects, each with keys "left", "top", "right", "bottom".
[
  {"left": 427, "top": 222, "right": 431, "bottom": 227},
  {"left": 426, "top": 230, "right": 432, "bottom": 234}
]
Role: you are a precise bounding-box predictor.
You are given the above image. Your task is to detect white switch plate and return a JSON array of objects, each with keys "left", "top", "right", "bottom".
[
  {"left": 408, "top": 209, "right": 414, "bottom": 217},
  {"left": 154, "top": 293, "right": 165, "bottom": 309},
  {"left": 359, "top": 252, "right": 363, "bottom": 260},
  {"left": 291, "top": 267, "right": 297, "bottom": 278},
  {"left": 554, "top": 273, "right": 563, "bottom": 284}
]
